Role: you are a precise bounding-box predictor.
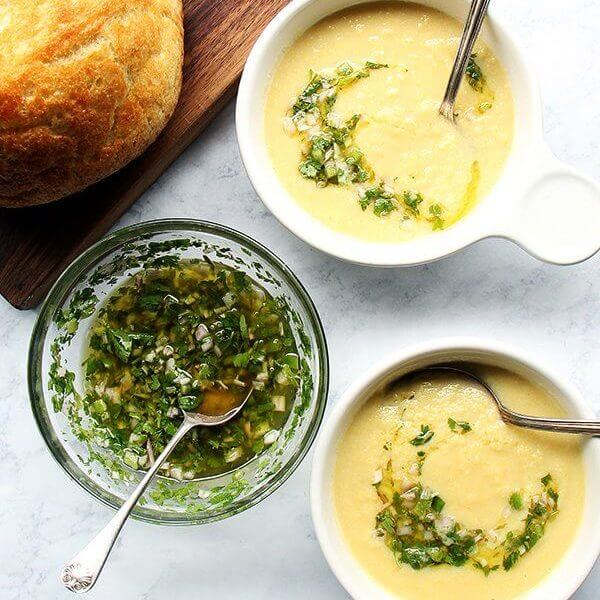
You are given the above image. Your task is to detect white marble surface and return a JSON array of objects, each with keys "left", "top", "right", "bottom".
[{"left": 1, "top": 1, "right": 599, "bottom": 598}]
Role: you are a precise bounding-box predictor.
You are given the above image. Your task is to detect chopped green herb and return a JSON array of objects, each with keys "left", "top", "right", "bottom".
[
  {"left": 410, "top": 424, "right": 434, "bottom": 446},
  {"left": 473, "top": 560, "right": 500, "bottom": 577},
  {"left": 374, "top": 462, "right": 560, "bottom": 576},
  {"left": 138, "top": 294, "right": 164, "bottom": 311},
  {"left": 374, "top": 462, "right": 476, "bottom": 570},
  {"left": 415, "top": 450, "right": 427, "bottom": 475},
  {"left": 365, "top": 60, "right": 389, "bottom": 69},
  {"left": 299, "top": 159, "right": 321, "bottom": 179},
  {"left": 448, "top": 417, "right": 472, "bottom": 434},
  {"left": 466, "top": 54, "right": 485, "bottom": 92},
  {"left": 290, "top": 62, "right": 384, "bottom": 191},
  {"left": 509, "top": 492, "right": 523, "bottom": 511},
  {"left": 503, "top": 475, "right": 558, "bottom": 570},
  {"left": 178, "top": 395, "right": 201, "bottom": 411},
  {"left": 431, "top": 495, "right": 445, "bottom": 513},
  {"left": 82, "top": 260, "right": 300, "bottom": 479},
  {"left": 428, "top": 204, "right": 445, "bottom": 230},
  {"left": 403, "top": 191, "right": 424, "bottom": 216},
  {"left": 287, "top": 62, "right": 437, "bottom": 229},
  {"left": 359, "top": 184, "right": 397, "bottom": 216}
]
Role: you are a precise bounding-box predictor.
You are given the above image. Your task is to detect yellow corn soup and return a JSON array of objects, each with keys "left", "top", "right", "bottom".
[
  {"left": 334, "top": 368, "right": 584, "bottom": 599},
  {"left": 265, "top": 2, "right": 514, "bottom": 242}
]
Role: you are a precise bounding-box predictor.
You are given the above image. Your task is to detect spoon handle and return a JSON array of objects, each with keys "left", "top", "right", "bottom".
[
  {"left": 499, "top": 409, "right": 600, "bottom": 435},
  {"left": 60, "top": 418, "right": 196, "bottom": 594},
  {"left": 440, "top": 0, "right": 492, "bottom": 120}
]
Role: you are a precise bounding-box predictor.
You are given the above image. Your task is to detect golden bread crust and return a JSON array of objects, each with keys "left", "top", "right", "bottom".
[{"left": 0, "top": 0, "right": 183, "bottom": 207}]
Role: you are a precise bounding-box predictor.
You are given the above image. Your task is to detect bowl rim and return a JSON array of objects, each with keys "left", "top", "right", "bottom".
[
  {"left": 310, "top": 336, "right": 600, "bottom": 599},
  {"left": 236, "top": 0, "right": 544, "bottom": 266},
  {"left": 28, "top": 218, "right": 330, "bottom": 525}
]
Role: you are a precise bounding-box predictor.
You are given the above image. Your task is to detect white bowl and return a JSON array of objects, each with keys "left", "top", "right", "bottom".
[
  {"left": 310, "top": 338, "right": 600, "bottom": 600},
  {"left": 236, "top": 0, "right": 600, "bottom": 266}
]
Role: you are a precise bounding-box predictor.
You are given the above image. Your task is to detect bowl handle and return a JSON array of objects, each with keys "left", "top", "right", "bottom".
[{"left": 502, "top": 149, "right": 600, "bottom": 264}]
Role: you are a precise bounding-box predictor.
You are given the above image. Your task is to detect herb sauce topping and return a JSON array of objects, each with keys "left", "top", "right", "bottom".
[
  {"left": 284, "top": 57, "right": 493, "bottom": 230},
  {"left": 374, "top": 459, "right": 559, "bottom": 575},
  {"left": 82, "top": 260, "right": 300, "bottom": 480}
]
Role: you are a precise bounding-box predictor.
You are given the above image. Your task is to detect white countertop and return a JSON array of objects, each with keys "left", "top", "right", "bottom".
[{"left": 1, "top": 1, "right": 599, "bottom": 598}]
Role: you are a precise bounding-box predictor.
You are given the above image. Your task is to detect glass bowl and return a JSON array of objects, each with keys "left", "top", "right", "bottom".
[{"left": 28, "top": 219, "right": 329, "bottom": 525}]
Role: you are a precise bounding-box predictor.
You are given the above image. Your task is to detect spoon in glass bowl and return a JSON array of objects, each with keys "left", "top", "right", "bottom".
[
  {"left": 60, "top": 388, "right": 253, "bottom": 594},
  {"left": 439, "top": 0, "right": 492, "bottom": 122},
  {"left": 413, "top": 366, "right": 600, "bottom": 435}
]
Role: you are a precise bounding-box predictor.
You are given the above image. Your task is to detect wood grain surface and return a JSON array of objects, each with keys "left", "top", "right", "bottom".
[{"left": 0, "top": 0, "right": 288, "bottom": 310}]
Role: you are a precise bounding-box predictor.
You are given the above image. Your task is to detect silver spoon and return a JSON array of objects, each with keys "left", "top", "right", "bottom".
[
  {"left": 439, "top": 0, "right": 492, "bottom": 121},
  {"left": 412, "top": 366, "right": 600, "bottom": 435},
  {"left": 60, "top": 388, "right": 253, "bottom": 594}
]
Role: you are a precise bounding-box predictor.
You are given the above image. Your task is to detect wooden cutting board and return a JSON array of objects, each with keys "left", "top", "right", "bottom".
[{"left": 0, "top": 0, "right": 288, "bottom": 310}]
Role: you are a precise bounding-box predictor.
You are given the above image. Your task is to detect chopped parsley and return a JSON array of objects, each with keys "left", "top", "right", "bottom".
[
  {"left": 365, "top": 60, "right": 389, "bottom": 70},
  {"left": 509, "top": 492, "right": 523, "bottom": 511},
  {"left": 374, "top": 463, "right": 560, "bottom": 576},
  {"left": 413, "top": 450, "right": 427, "bottom": 475},
  {"left": 374, "top": 461, "right": 479, "bottom": 570},
  {"left": 410, "top": 424, "right": 434, "bottom": 446},
  {"left": 82, "top": 260, "right": 300, "bottom": 480},
  {"left": 465, "top": 54, "right": 495, "bottom": 113},
  {"left": 428, "top": 204, "right": 445, "bottom": 230},
  {"left": 431, "top": 495, "right": 445, "bottom": 513},
  {"left": 466, "top": 54, "right": 485, "bottom": 92},
  {"left": 359, "top": 184, "right": 397, "bottom": 216},
  {"left": 290, "top": 62, "right": 382, "bottom": 190},
  {"left": 402, "top": 191, "right": 424, "bottom": 216},
  {"left": 287, "top": 62, "right": 444, "bottom": 230},
  {"left": 447, "top": 417, "right": 472, "bottom": 434},
  {"left": 503, "top": 475, "right": 559, "bottom": 570}
]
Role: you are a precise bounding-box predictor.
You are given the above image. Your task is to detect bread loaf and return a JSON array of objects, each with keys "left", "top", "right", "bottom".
[{"left": 0, "top": 0, "right": 183, "bottom": 207}]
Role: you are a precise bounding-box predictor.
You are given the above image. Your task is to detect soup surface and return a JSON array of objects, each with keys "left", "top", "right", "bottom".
[
  {"left": 265, "top": 2, "right": 514, "bottom": 242},
  {"left": 334, "top": 367, "right": 584, "bottom": 599}
]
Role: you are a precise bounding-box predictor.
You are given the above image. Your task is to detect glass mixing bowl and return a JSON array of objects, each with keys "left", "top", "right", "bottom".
[{"left": 28, "top": 220, "right": 329, "bottom": 524}]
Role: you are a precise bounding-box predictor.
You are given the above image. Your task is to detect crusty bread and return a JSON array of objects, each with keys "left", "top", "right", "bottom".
[{"left": 0, "top": 0, "right": 183, "bottom": 207}]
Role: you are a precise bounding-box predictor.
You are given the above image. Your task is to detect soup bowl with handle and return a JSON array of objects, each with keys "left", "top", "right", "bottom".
[{"left": 236, "top": 0, "right": 600, "bottom": 266}]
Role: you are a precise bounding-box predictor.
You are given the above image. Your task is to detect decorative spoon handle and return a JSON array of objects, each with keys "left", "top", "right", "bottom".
[
  {"left": 498, "top": 409, "right": 600, "bottom": 435},
  {"left": 417, "top": 366, "right": 600, "bottom": 436},
  {"left": 60, "top": 418, "right": 196, "bottom": 594},
  {"left": 439, "top": 0, "right": 492, "bottom": 121}
]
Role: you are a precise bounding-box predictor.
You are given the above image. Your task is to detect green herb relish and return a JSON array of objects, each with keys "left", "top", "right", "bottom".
[
  {"left": 374, "top": 460, "right": 559, "bottom": 575},
  {"left": 285, "top": 57, "right": 494, "bottom": 230},
  {"left": 82, "top": 260, "right": 300, "bottom": 480},
  {"left": 286, "top": 61, "right": 449, "bottom": 228}
]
